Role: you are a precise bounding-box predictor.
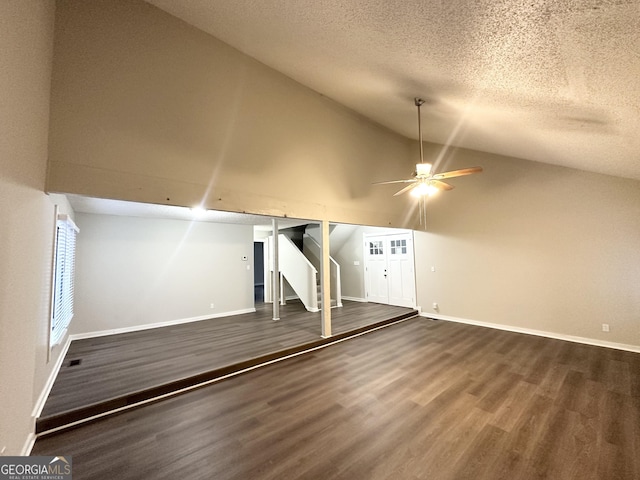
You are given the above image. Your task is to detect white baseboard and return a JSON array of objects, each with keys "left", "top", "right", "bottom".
[
  {"left": 422, "top": 312, "right": 640, "bottom": 353},
  {"left": 32, "top": 335, "right": 73, "bottom": 418},
  {"left": 28, "top": 308, "right": 257, "bottom": 448},
  {"left": 341, "top": 296, "right": 367, "bottom": 303},
  {"left": 27, "top": 308, "right": 258, "bottom": 448},
  {"left": 22, "top": 432, "right": 36, "bottom": 456},
  {"left": 69, "top": 308, "right": 257, "bottom": 341}
]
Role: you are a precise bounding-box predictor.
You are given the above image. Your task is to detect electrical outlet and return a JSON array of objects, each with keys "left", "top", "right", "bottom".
[
  {"left": 210, "top": 303, "right": 215, "bottom": 309},
  {"left": 602, "top": 323, "right": 609, "bottom": 332},
  {"left": 432, "top": 302, "right": 439, "bottom": 310}
]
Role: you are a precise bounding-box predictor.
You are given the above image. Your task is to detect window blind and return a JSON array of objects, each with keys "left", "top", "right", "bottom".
[{"left": 51, "top": 214, "right": 79, "bottom": 346}]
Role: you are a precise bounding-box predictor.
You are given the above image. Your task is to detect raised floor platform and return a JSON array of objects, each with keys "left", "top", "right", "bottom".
[{"left": 37, "top": 301, "right": 418, "bottom": 435}]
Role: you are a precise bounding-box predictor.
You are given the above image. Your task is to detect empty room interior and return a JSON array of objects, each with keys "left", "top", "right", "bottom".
[{"left": 1, "top": 0, "right": 639, "bottom": 478}]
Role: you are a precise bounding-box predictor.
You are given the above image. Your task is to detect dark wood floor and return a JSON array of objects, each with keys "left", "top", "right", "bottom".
[
  {"left": 34, "top": 317, "right": 639, "bottom": 479},
  {"left": 40, "top": 301, "right": 415, "bottom": 428}
]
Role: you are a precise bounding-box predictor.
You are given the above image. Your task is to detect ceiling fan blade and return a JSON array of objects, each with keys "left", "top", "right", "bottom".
[
  {"left": 393, "top": 183, "right": 419, "bottom": 196},
  {"left": 432, "top": 166, "right": 483, "bottom": 179},
  {"left": 431, "top": 180, "right": 454, "bottom": 191},
  {"left": 373, "top": 179, "right": 417, "bottom": 185}
]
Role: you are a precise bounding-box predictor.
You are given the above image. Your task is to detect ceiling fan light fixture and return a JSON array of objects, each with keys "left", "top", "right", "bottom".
[
  {"left": 410, "top": 185, "right": 426, "bottom": 198},
  {"left": 372, "top": 97, "right": 481, "bottom": 212},
  {"left": 411, "top": 182, "right": 440, "bottom": 198},
  {"left": 408, "top": 182, "right": 429, "bottom": 198},
  {"left": 416, "top": 163, "right": 432, "bottom": 176}
]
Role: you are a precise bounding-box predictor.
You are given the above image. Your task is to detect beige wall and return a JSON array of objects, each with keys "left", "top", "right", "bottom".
[
  {"left": 414, "top": 147, "right": 640, "bottom": 348},
  {"left": 0, "top": 1, "right": 58, "bottom": 455},
  {"left": 47, "top": 0, "right": 416, "bottom": 228}
]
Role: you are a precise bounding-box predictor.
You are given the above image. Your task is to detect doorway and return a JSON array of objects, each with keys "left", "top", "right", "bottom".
[
  {"left": 253, "top": 241, "right": 265, "bottom": 303},
  {"left": 364, "top": 232, "right": 416, "bottom": 308}
]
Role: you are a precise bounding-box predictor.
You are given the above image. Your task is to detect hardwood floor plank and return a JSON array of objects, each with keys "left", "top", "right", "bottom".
[
  {"left": 489, "top": 379, "right": 538, "bottom": 433},
  {"left": 33, "top": 318, "right": 640, "bottom": 480},
  {"left": 449, "top": 424, "right": 508, "bottom": 480},
  {"left": 38, "top": 301, "right": 415, "bottom": 432}
]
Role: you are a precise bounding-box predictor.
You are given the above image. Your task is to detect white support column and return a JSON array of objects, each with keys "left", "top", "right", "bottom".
[
  {"left": 320, "top": 220, "right": 332, "bottom": 338},
  {"left": 272, "top": 218, "right": 280, "bottom": 321}
]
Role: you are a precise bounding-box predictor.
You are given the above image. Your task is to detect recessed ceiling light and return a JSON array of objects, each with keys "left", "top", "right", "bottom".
[{"left": 190, "top": 206, "right": 206, "bottom": 217}]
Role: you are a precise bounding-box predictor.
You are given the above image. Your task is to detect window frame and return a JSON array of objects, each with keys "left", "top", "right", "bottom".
[{"left": 50, "top": 213, "right": 79, "bottom": 347}]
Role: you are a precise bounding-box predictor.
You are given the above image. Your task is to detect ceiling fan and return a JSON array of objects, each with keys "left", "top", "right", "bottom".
[{"left": 374, "top": 98, "right": 483, "bottom": 198}]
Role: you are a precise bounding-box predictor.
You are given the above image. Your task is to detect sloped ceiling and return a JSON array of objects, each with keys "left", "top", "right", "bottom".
[{"left": 145, "top": 0, "right": 640, "bottom": 180}]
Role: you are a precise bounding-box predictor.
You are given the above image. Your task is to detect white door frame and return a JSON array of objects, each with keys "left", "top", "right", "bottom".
[
  {"left": 364, "top": 231, "right": 417, "bottom": 308},
  {"left": 364, "top": 235, "right": 390, "bottom": 304}
]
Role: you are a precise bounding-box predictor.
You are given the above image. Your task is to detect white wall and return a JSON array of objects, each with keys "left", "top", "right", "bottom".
[
  {"left": 330, "top": 225, "right": 412, "bottom": 300},
  {"left": 330, "top": 225, "right": 367, "bottom": 300},
  {"left": 414, "top": 147, "right": 640, "bottom": 349},
  {"left": 72, "top": 214, "right": 255, "bottom": 335},
  {"left": 0, "top": 0, "right": 57, "bottom": 455}
]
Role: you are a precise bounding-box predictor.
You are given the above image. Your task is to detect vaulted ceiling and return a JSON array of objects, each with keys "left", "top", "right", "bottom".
[{"left": 146, "top": 0, "right": 640, "bottom": 180}]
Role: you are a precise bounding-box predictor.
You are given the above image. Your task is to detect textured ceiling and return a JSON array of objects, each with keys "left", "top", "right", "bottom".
[{"left": 146, "top": 0, "right": 640, "bottom": 180}]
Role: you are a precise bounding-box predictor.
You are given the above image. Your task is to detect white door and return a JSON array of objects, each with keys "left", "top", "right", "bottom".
[
  {"left": 387, "top": 235, "right": 415, "bottom": 308},
  {"left": 365, "top": 233, "right": 416, "bottom": 308},
  {"left": 365, "top": 238, "right": 389, "bottom": 304}
]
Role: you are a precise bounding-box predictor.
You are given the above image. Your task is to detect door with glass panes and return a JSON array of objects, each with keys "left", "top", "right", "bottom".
[{"left": 364, "top": 233, "right": 416, "bottom": 308}]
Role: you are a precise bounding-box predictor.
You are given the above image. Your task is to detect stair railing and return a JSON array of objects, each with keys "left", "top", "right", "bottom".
[
  {"left": 302, "top": 234, "right": 342, "bottom": 308},
  {"left": 267, "top": 234, "right": 319, "bottom": 312}
]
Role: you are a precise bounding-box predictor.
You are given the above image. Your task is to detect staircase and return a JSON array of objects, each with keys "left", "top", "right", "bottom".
[
  {"left": 304, "top": 233, "right": 342, "bottom": 308},
  {"left": 265, "top": 234, "right": 319, "bottom": 312},
  {"left": 264, "top": 227, "right": 342, "bottom": 311},
  {"left": 316, "top": 281, "right": 338, "bottom": 308}
]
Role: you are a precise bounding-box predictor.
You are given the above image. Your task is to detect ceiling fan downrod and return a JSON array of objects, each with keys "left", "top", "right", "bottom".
[{"left": 415, "top": 97, "right": 426, "bottom": 165}]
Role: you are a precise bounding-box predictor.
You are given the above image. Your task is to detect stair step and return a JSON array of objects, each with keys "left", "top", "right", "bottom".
[{"left": 317, "top": 299, "right": 338, "bottom": 309}]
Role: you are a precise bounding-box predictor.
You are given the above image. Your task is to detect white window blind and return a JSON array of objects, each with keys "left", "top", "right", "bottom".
[{"left": 51, "top": 214, "right": 79, "bottom": 346}]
